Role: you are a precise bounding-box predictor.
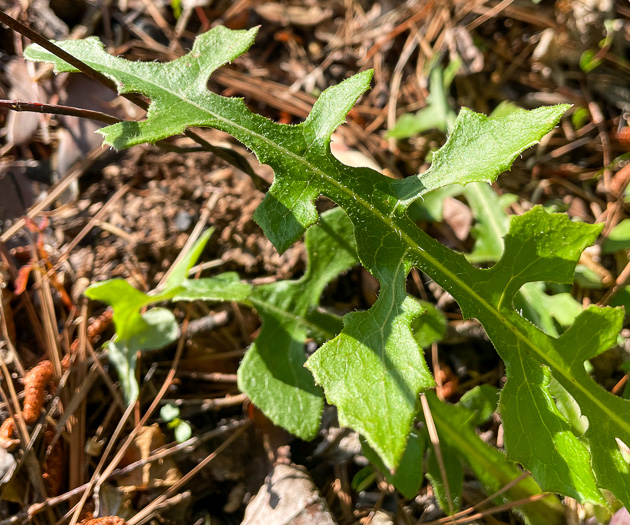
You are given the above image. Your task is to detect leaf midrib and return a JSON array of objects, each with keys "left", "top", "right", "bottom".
[
  {"left": 86, "top": 53, "right": 629, "bottom": 442},
  {"left": 248, "top": 297, "right": 337, "bottom": 341}
]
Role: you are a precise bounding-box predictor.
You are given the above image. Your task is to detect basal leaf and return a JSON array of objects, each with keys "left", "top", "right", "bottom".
[
  {"left": 411, "top": 300, "right": 446, "bottom": 348},
  {"left": 514, "top": 282, "right": 583, "bottom": 337},
  {"left": 27, "top": 28, "right": 630, "bottom": 505},
  {"left": 387, "top": 66, "right": 454, "bottom": 139},
  {"left": 178, "top": 207, "right": 358, "bottom": 439},
  {"left": 603, "top": 219, "right": 630, "bottom": 253},
  {"left": 165, "top": 228, "right": 214, "bottom": 290}
]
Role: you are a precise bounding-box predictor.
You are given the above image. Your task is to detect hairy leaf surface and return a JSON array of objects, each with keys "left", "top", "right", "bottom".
[{"left": 27, "top": 27, "right": 630, "bottom": 504}]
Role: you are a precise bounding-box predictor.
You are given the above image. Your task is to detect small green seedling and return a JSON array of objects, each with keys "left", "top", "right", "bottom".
[{"left": 160, "top": 403, "right": 192, "bottom": 443}]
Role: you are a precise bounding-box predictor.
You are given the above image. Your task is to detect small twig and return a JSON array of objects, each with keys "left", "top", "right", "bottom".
[
  {"left": 599, "top": 254, "right": 630, "bottom": 306},
  {"left": 0, "top": 420, "right": 247, "bottom": 524},
  {"left": 420, "top": 393, "right": 454, "bottom": 518},
  {"left": 0, "top": 99, "right": 120, "bottom": 125},
  {"left": 420, "top": 492, "right": 551, "bottom": 525},
  {"left": 0, "top": 11, "right": 149, "bottom": 110},
  {"left": 0, "top": 146, "right": 105, "bottom": 243},
  {"left": 0, "top": 11, "right": 268, "bottom": 191}
]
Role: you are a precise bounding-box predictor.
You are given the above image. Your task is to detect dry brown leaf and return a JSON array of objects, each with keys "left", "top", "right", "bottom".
[{"left": 116, "top": 425, "right": 181, "bottom": 491}]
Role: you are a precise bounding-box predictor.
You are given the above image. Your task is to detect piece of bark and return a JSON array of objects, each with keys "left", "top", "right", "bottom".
[{"left": 242, "top": 464, "right": 337, "bottom": 525}]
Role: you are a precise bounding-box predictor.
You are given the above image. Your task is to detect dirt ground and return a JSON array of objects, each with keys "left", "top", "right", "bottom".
[{"left": 0, "top": 1, "right": 629, "bottom": 524}]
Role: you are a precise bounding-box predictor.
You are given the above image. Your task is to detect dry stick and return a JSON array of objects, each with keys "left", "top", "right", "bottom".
[
  {"left": 361, "top": 0, "right": 435, "bottom": 64},
  {"left": 420, "top": 393, "right": 454, "bottom": 519},
  {"left": 32, "top": 262, "right": 62, "bottom": 377},
  {"left": 48, "top": 365, "right": 101, "bottom": 453},
  {"left": 465, "top": 0, "right": 516, "bottom": 31},
  {"left": 424, "top": 472, "right": 533, "bottom": 525},
  {"left": 0, "top": 290, "right": 24, "bottom": 376},
  {"left": 0, "top": 362, "right": 55, "bottom": 522},
  {"left": 420, "top": 493, "right": 550, "bottom": 525},
  {"left": 0, "top": 99, "right": 120, "bottom": 124},
  {"left": 82, "top": 341, "right": 127, "bottom": 411},
  {"left": 70, "top": 304, "right": 199, "bottom": 521},
  {"left": 127, "top": 420, "right": 252, "bottom": 525},
  {"left": 599, "top": 255, "right": 630, "bottom": 306},
  {"left": 431, "top": 342, "right": 444, "bottom": 401},
  {"left": 0, "top": 11, "right": 267, "bottom": 192}
]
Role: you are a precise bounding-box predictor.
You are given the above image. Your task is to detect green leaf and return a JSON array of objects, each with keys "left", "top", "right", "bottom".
[
  {"left": 462, "top": 182, "right": 509, "bottom": 263},
  {"left": 411, "top": 301, "right": 446, "bottom": 348},
  {"left": 426, "top": 392, "right": 564, "bottom": 525},
  {"left": 165, "top": 228, "right": 214, "bottom": 290},
  {"left": 174, "top": 421, "right": 192, "bottom": 442},
  {"left": 574, "top": 264, "right": 604, "bottom": 289},
  {"left": 603, "top": 219, "right": 630, "bottom": 253},
  {"left": 362, "top": 431, "right": 427, "bottom": 499},
  {"left": 489, "top": 100, "right": 521, "bottom": 119},
  {"left": 106, "top": 340, "right": 139, "bottom": 403},
  {"left": 28, "top": 28, "right": 630, "bottom": 505},
  {"left": 160, "top": 403, "right": 180, "bottom": 422},
  {"left": 85, "top": 229, "right": 213, "bottom": 402},
  {"left": 25, "top": 28, "right": 260, "bottom": 149},
  {"left": 177, "top": 207, "right": 359, "bottom": 439},
  {"left": 514, "top": 282, "right": 583, "bottom": 337},
  {"left": 127, "top": 307, "right": 178, "bottom": 352},
  {"left": 425, "top": 434, "right": 464, "bottom": 514},
  {"left": 458, "top": 384, "right": 500, "bottom": 426},
  {"left": 176, "top": 272, "right": 252, "bottom": 303},
  {"left": 351, "top": 466, "right": 377, "bottom": 493},
  {"left": 393, "top": 104, "right": 570, "bottom": 201},
  {"left": 407, "top": 185, "right": 463, "bottom": 222},
  {"left": 308, "top": 288, "right": 433, "bottom": 466}
]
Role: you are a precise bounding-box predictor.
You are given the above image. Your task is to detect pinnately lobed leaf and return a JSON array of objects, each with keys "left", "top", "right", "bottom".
[{"left": 27, "top": 27, "right": 630, "bottom": 505}]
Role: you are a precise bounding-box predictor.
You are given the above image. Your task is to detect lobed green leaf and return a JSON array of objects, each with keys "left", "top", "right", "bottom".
[{"left": 29, "top": 27, "right": 630, "bottom": 505}]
